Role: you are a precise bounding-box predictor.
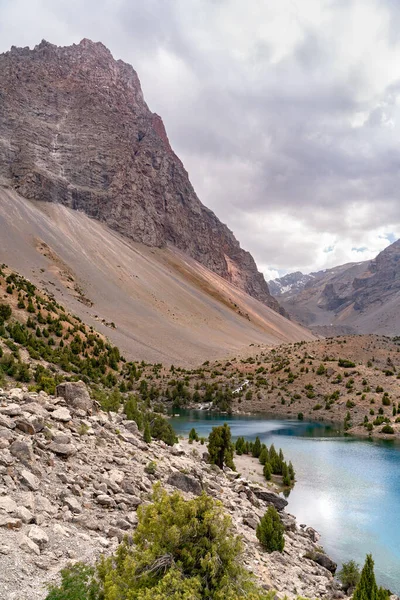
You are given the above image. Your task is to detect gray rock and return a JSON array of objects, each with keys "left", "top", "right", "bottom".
[
  {"left": 16, "top": 506, "right": 34, "bottom": 523},
  {"left": 0, "top": 496, "right": 17, "bottom": 513},
  {"left": 0, "top": 449, "right": 14, "bottom": 466},
  {"left": 10, "top": 440, "right": 34, "bottom": 463},
  {"left": 19, "top": 535, "right": 40, "bottom": 555},
  {"left": 53, "top": 523, "right": 70, "bottom": 537},
  {"left": 48, "top": 442, "right": 77, "bottom": 457},
  {"left": 167, "top": 472, "right": 202, "bottom": 496},
  {"left": 96, "top": 494, "right": 116, "bottom": 508},
  {"left": 115, "top": 518, "right": 131, "bottom": 530},
  {"left": 20, "top": 469, "right": 40, "bottom": 491},
  {"left": 36, "top": 494, "right": 57, "bottom": 515},
  {"left": 15, "top": 419, "right": 36, "bottom": 435},
  {"left": 9, "top": 389, "right": 24, "bottom": 401},
  {"left": 56, "top": 381, "right": 93, "bottom": 413},
  {"left": 250, "top": 487, "right": 288, "bottom": 511},
  {"left": 0, "top": 516, "right": 22, "bottom": 529},
  {"left": 310, "top": 552, "right": 337, "bottom": 574},
  {"left": 122, "top": 420, "right": 139, "bottom": 434},
  {"left": 0, "top": 403, "right": 22, "bottom": 416},
  {"left": 0, "top": 413, "right": 14, "bottom": 429},
  {"left": 63, "top": 496, "right": 82, "bottom": 513},
  {"left": 28, "top": 525, "right": 49, "bottom": 549},
  {"left": 52, "top": 407, "right": 72, "bottom": 422}
]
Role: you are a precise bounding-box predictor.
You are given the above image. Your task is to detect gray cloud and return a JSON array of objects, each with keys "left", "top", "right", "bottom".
[{"left": 0, "top": 0, "right": 400, "bottom": 276}]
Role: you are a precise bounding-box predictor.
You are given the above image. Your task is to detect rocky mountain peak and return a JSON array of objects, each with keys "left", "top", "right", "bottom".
[{"left": 0, "top": 39, "right": 281, "bottom": 312}]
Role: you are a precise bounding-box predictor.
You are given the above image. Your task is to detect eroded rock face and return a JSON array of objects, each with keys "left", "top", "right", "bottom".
[{"left": 0, "top": 39, "right": 281, "bottom": 312}]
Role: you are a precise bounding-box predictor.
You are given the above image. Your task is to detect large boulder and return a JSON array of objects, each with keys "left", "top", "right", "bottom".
[
  {"left": 167, "top": 472, "right": 202, "bottom": 496},
  {"left": 310, "top": 552, "right": 337, "bottom": 574},
  {"left": 56, "top": 381, "right": 93, "bottom": 413},
  {"left": 249, "top": 487, "right": 288, "bottom": 512}
]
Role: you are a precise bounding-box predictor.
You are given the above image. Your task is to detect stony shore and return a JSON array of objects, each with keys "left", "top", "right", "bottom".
[{"left": 0, "top": 382, "right": 353, "bottom": 600}]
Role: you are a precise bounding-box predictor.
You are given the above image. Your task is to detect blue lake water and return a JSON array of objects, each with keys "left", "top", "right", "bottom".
[{"left": 170, "top": 411, "right": 400, "bottom": 593}]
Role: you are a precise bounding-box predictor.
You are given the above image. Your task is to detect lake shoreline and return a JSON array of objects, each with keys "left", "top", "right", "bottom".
[
  {"left": 171, "top": 410, "right": 400, "bottom": 593},
  {"left": 181, "top": 403, "right": 400, "bottom": 443}
]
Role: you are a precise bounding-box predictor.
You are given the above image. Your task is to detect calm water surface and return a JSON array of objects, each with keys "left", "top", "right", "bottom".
[{"left": 170, "top": 411, "right": 400, "bottom": 593}]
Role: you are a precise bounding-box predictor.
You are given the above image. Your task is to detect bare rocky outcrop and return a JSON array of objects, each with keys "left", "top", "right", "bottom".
[
  {"left": 56, "top": 381, "right": 93, "bottom": 414},
  {"left": 0, "top": 383, "right": 341, "bottom": 600},
  {"left": 0, "top": 39, "right": 282, "bottom": 313}
]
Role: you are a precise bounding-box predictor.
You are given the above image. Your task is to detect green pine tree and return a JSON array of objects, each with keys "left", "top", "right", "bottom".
[
  {"left": 263, "top": 461, "right": 272, "bottom": 481},
  {"left": 189, "top": 427, "right": 199, "bottom": 443},
  {"left": 353, "top": 554, "right": 389, "bottom": 600},
  {"left": 252, "top": 436, "right": 262, "bottom": 458},
  {"left": 259, "top": 446, "right": 269, "bottom": 465},
  {"left": 208, "top": 423, "right": 235, "bottom": 470},
  {"left": 143, "top": 421, "right": 152, "bottom": 444},
  {"left": 256, "top": 505, "right": 285, "bottom": 553}
]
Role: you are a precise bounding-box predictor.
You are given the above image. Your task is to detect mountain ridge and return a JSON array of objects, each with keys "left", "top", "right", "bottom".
[
  {"left": 0, "top": 38, "right": 282, "bottom": 314},
  {"left": 268, "top": 240, "right": 400, "bottom": 335}
]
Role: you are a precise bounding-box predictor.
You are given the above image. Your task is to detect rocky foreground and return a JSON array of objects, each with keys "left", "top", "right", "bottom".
[{"left": 0, "top": 381, "right": 342, "bottom": 600}]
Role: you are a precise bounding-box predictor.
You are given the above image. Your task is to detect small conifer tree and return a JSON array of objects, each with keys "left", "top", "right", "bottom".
[
  {"left": 263, "top": 461, "right": 272, "bottom": 481},
  {"left": 256, "top": 505, "right": 285, "bottom": 552},
  {"left": 208, "top": 423, "right": 235, "bottom": 470},
  {"left": 143, "top": 421, "right": 152, "bottom": 444},
  {"left": 188, "top": 427, "right": 199, "bottom": 443},
  {"left": 352, "top": 554, "right": 389, "bottom": 600},
  {"left": 252, "top": 436, "right": 262, "bottom": 458}
]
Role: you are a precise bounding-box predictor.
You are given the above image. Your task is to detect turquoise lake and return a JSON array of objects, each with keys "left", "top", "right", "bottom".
[{"left": 170, "top": 411, "right": 400, "bottom": 593}]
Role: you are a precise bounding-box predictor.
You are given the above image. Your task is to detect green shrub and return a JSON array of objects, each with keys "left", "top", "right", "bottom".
[
  {"left": 149, "top": 414, "right": 177, "bottom": 446},
  {"left": 338, "top": 358, "right": 355, "bottom": 368},
  {"left": 45, "top": 563, "right": 100, "bottom": 600},
  {"left": 256, "top": 505, "right": 285, "bottom": 553},
  {"left": 381, "top": 424, "right": 394, "bottom": 434},
  {"left": 0, "top": 303, "right": 11, "bottom": 324},
  {"left": 96, "top": 485, "right": 272, "bottom": 600},
  {"left": 144, "top": 461, "right": 157, "bottom": 475},
  {"left": 337, "top": 559, "right": 360, "bottom": 592}
]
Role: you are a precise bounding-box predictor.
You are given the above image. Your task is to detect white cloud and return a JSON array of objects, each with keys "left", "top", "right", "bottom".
[{"left": 0, "top": 0, "right": 400, "bottom": 276}]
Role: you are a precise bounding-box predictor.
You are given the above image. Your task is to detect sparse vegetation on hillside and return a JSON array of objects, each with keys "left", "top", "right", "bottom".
[
  {"left": 45, "top": 485, "right": 275, "bottom": 600},
  {"left": 2, "top": 265, "right": 400, "bottom": 445}
]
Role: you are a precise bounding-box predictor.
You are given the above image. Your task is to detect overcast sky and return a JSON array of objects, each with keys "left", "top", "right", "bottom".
[{"left": 1, "top": 0, "right": 400, "bottom": 279}]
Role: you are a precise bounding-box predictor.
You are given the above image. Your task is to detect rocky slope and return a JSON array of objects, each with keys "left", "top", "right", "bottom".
[
  {"left": 0, "top": 193, "right": 314, "bottom": 366},
  {"left": 0, "top": 39, "right": 281, "bottom": 313},
  {"left": 268, "top": 240, "right": 400, "bottom": 335},
  {"left": 0, "top": 383, "right": 340, "bottom": 600}
]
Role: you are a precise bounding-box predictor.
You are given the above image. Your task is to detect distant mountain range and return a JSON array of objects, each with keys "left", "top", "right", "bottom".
[{"left": 268, "top": 239, "right": 400, "bottom": 336}]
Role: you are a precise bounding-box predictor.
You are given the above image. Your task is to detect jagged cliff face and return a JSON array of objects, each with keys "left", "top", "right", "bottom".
[{"left": 0, "top": 39, "right": 281, "bottom": 312}]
